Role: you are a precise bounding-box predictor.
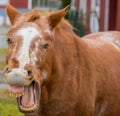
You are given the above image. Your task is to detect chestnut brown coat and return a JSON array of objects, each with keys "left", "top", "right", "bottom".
[{"left": 5, "top": 4, "right": 120, "bottom": 116}]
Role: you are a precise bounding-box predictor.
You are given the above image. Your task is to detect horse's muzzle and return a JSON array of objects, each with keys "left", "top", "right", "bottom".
[{"left": 3, "top": 67, "right": 33, "bottom": 86}]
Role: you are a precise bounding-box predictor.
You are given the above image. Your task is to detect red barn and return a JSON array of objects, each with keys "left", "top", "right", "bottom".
[
  {"left": 9, "top": 0, "right": 28, "bottom": 8},
  {"left": 0, "top": 0, "right": 32, "bottom": 26},
  {"left": 70, "top": 0, "right": 120, "bottom": 34},
  {"left": 0, "top": 0, "right": 32, "bottom": 9}
]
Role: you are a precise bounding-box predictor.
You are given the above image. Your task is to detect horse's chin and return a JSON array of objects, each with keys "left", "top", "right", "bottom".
[{"left": 8, "top": 81, "right": 40, "bottom": 113}]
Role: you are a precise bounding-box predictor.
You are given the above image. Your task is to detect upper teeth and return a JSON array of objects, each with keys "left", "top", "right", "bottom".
[{"left": 9, "top": 92, "right": 23, "bottom": 97}]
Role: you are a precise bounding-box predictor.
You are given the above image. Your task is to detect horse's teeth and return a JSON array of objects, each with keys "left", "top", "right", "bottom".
[
  {"left": 15, "top": 94, "right": 17, "bottom": 97},
  {"left": 12, "top": 93, "right": 15, "bottom": 97},
  {"left": 9, "top": 92, "right": 12, "bottom": 96},
  {"left": 30, "top": 104, "right": 37, "bottom": 110},
  {"left": 11, "top": 93, "right": 13, "bottom": 97},
  {"left": 8, "top": 92, "right": 23, "bottom": 97},
  {"left": 15, "top": 93, "right": 19, "bottom": 97},
  {"left": 19, "top": 93, "right": 22, "bottom": 96},
  {"left": 20, "top": 104, "right": 37, "bottom": 111},
  {"left": 16, "top": 93, "right": 23, "bottom": 97}
]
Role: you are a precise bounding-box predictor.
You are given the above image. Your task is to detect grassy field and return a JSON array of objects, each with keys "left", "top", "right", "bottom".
[
  {"left": 0, "top": 48, "right": 7, "bottom": 71},
  {"left": 0, "top": 89, "right": 24, "bottom": 116},
  {"left": 0, "top": 48, "right": 7, "bottom": 55},
  {"left": 0, "top": 61, "right": 5, "bottom": 71}
]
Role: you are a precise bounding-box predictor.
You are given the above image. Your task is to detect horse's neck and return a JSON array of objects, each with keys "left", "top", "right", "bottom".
[
  {"left": 49, "top": 29, "right": 90, "bottom": 91},
  {"left": 41, "top": 30, "right": 94, "bottom": 111}
]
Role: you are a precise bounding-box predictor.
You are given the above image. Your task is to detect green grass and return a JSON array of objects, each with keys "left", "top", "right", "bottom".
[
  {"left": 0, "top": 48, "right": 7, "bottom": 55},
  {"left": 0, "top": 61, "right": 5, "bottom": 70},
  {"left": 0, "top": 89, "right": 24, "bottom": 116},
  {"left": 0, "top": 48, "right": 7, "bottom": 71}
]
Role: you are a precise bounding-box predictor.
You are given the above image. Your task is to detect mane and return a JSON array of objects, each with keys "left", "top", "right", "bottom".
[
  {"left": 21, "top": 9, "right": 40, "bottom": 22},
  {"left": 57, "top": 19, "right": 73, "bottom": 32}
]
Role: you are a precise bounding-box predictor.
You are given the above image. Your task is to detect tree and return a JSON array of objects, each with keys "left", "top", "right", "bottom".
[
  {"left": 61, "top": 0, "right": 71, "bottom": 19},
  {"left": 61, "top": 0, "right": 71, "bottom": 8}
]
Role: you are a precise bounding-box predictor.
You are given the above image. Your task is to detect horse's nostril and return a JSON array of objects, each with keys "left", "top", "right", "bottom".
[
  {"left": 27, "top": 70, "right": 32, "bottom": 76},
  {"left": 4, "top": 67, "right": 12, "bottom": 73}
]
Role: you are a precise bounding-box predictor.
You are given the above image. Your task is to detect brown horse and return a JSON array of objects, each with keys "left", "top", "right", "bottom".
[{"left": 3, "top": 4, "right": 120, "bottom": 116}]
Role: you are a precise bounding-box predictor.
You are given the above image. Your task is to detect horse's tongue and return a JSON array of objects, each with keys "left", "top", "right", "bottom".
[
  {"left": 8, "top": 85, "right": 24, "bottom": 93},
  {"left": 21, "top": 84, "right": 35, "bottom": 108}
]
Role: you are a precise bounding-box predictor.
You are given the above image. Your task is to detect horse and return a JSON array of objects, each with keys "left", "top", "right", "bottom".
[{"left": 3, "top": 4, "right": 120, "bottom": 116}]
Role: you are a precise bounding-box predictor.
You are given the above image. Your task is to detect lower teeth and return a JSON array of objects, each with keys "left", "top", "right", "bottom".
[{"left": 20, "top": 104, "right": 37, "bottom": 111}]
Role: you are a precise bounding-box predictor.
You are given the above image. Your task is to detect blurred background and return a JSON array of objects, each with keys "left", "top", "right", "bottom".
[{"left": 0, "top": 0, "right": 120, "bottom": 115}]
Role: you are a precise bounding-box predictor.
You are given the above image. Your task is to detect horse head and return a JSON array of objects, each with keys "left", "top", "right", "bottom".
[{"left": 4, "top": 4, "right": 69, "bottom": 113}]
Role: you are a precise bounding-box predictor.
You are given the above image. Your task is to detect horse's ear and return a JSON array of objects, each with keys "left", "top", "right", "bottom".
[
  {"left": 6, "top": 4, "right": 20, "bottom": 25},
  {"left": 48, "top": 5, "right": 70, "bottom": 29}
]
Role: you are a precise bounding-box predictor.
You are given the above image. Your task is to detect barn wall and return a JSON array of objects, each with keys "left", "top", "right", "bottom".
[
  {"left": 116, "top": 0, "right": 120, "bottom": 31},
  {"left": 108, "top": 0, "right": 117, "bottom": 30},
  {"left": 10, "top": 0, "right": 28, "bottom": 8},
  {"left": 100, "top": 0, "right": 105, "bottom": 31}
]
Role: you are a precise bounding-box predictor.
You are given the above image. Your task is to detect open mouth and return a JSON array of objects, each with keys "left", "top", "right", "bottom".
[{"left": 8, "top": 81, "right": 40, "bottom": 113}]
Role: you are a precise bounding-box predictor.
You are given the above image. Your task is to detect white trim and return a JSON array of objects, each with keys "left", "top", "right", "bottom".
[
  {"left": 80, "top": 0, "right": 87, "bottom": 13},
  {"left": 90, "top": 0, "right": 100, "bottom": 33},
  {"left": 70, "top": 0, "right": 76, "bottom": 10},
  {"left": 0, "top": 0, "right": 8, "bottom": 5},
  {"left": 104, "top": 0, "right": 110, "bottom": 31},
  {"left": 28, "top": 0, "right": 32, "bottom": 9}
]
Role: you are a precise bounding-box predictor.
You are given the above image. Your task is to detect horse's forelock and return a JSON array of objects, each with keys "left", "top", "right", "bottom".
[{"left": 14, "top": 9, "right": 73, "bottom": 31}]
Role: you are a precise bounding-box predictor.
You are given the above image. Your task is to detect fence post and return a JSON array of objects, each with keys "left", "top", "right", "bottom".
[{"left": 0, "top": 71, "right": 5, "bottom": 83}]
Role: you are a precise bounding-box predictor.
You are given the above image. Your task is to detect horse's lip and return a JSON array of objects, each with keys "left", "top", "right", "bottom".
[
  {"left": 18, "top": 102, "right": 37, "bottom": 113},
  {"left": 17, "top": 81, "right": 40, "bottom": 113}
]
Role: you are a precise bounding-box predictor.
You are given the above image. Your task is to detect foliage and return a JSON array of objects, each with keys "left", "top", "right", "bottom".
[
  {"left": 61, "top": 0, "right": 71, "bottom": 19},
  {"left": 61, "top": 0, "right": 71, "bottom": 8}
]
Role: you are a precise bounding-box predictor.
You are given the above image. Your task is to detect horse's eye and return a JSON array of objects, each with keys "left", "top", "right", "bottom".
[
  {"left": 7, "top": 38, "right": 12, "bottom": 44},
  {"left": 43, "top": 43, "right": 49, "bottom": 49}
]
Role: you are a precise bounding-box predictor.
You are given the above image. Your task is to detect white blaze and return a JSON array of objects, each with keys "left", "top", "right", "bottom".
[{"left": 17, "top": 26, "right": 40, "bottom": 68}]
